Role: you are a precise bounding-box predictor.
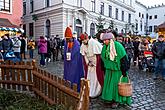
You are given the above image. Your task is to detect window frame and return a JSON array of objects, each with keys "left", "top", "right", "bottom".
[
  {"left": 91, "top": 0, "right": 95, "bottom": 12},
  {"left": 128, "top": 13, "right": 131, "bottom": 23},
  {"left": 149, "top": 26, "right": 152, "bottom": 32},
  {"left": 100, "top": 2, "right": 104, "bottom": 15},
  {"left": 115, "top": 8, "right": 118, "bottom": 20},
  {"left": 29, "top": 23, "right": 34, "bottom": 37},
  {"left": 23, "top": 1, "right": 26, "bottom": 15},
  {"left": 30, "top": 0, "right": 34, "bottom": 13},
  {"left": 45, "top": 0, "right": 50, "bottom": 7},
  {"left": 109, "top": 5, "right": 112, "bottom": 17},
  {"left": 122, "top": 11, "right": 124, "bottom": 21},
  {"left": 154, "top": 15, "right": 157, "bottom": 19},
  {"left": 0, "top": 0, "right": 11, "bottom": 12}
]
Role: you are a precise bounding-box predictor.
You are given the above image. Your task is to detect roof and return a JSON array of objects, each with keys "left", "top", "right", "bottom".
[
  {"left": 0, "top": 18, "right": 19, "bottom": 28},
  {"left": 158, "top": 22, "right": 165, "bottom": 29}
]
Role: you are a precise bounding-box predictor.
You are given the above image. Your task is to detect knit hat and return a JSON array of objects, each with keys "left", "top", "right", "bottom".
[
  {"left": 65, "top": 27, "right": 73, "bottom": 38},
  {"left": 102, "top": 33, "right": 114, "bottom": 40},
  {"left": 80, "top": 33, "right": 88, "bottom": 41}
]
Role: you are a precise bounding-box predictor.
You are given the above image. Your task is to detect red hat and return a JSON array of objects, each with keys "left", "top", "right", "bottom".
[
  {"left": 65, "top": 27, "right": 73, "bottom": 38},
  {"left": 80, "top": 33, "right": 88, "bottom": 41}
]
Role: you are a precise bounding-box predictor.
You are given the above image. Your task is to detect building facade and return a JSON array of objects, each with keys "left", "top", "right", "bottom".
[
  {"left": 147, "top": 4, "right": 165, "bottom": 36},
  {"left": 22, "top": 0, "right": 136, "bottom": 39},
  {"left": 22, "top": 0, "right": 165, "bottom": 39},
  {"left": 0, "top": 0, "right": 23, "bottom": 27}
]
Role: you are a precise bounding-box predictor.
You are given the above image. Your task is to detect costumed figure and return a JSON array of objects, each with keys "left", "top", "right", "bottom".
[
  {"left": 101, "top": 32, "right": 131, "bottom": 108},
  {"left": 63, "top": 27, "right": 84, "bottom": 92},
  {"left": 80, "top": 34, "right": 104, "bottom": 98}
]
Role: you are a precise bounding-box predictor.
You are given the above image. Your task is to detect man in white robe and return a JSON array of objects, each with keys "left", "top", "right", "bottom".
[{"left": 80, "top": 34, "right": 104, "bottom": 98}]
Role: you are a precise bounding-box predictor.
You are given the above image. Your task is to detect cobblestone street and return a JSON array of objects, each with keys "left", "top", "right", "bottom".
[{"left": 34, "top": 52, "right": 165, "bottom": 110}]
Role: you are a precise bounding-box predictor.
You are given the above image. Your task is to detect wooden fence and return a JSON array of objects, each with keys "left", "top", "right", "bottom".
[{"left": 0, "top": 60, "right": 89, "bottom": 110}]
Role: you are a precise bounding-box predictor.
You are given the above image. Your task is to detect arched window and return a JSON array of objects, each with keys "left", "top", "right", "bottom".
[
  {"left": 76, "top": 19, "right": 82, "bottom": 38},
  {"left": 121, "top": 29, "right": 124, "bottom": 34},
  {"left": 76, "top": 19, "right": 82, "bottom": 25},
  {"left": 115, "top": 28, "right": 118, "bottom": 33},
  {"left": 46, "top": 19, "right": 51, "bottom": 38},
  {"left": 90, "top": 23, "right": 95, "bottom": 36}
]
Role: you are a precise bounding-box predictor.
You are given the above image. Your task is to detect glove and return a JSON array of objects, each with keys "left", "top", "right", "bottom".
[{"left": 122, "top": 71, "right": 127, "bottom": 77}]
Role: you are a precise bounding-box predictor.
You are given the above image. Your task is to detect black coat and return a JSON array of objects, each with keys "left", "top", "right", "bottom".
[{"left": 20, "top": 39, "right": 26, "bottom": 53}]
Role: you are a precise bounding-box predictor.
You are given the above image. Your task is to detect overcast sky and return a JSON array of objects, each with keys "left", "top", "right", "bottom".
[{"left": 137, "top": 0, "right": 165, "bottom": 7}]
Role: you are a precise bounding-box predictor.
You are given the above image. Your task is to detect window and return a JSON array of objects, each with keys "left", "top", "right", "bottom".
[
  {"left": 128, "top": 13, "right": 131, "bottom": 23},
  {"left": 121, "top": 29, "right": 124, "bottom": 34},
  {"left": 45, "top": 0, "right": 50, "bottom": 7},
  {"left": 91, "top": 0, "right": 95, "bottom": 12},
  {"left": 30, "top": 0, "right": 33, "bottom": 13},
  {"left": 90, "top": 23, "right": 95, "bottom": 36},
  {"left": 122, "top": 11, "right": 124, "bottom": 21},
  {"left": 142, "top": 14, "right": 144, "bottom": 18},
  {"left": 136, "top": 23, "right": 138, "bottom": 31},
  {"left": 146, "top": 13, "right": 148, "bottom": 19},
  {"left": 109, "top": 5, "right": 112, "bottom": 17},
  {"left": 29, "top": 23, "right": 34, "bottom": 37},
  {"left": 139, "top": 13, "right": 141, "bottom": 17},
  {"left": 149, "top": 26, "right": 152, "bottom": 32},
  {"left": 77, "top": 0, "right": 82, "bottom": 7},
  {"left": 100, "top": 2, "right": 104, "bottom": 15},
  {"left": 46, "top": 20, "right": 51, "bottom": 38},
  {"left": 0, "top": 0, "right": 11, "bottom": 12},
  {"left": 115, "top": 28, "right": 118, "bottom": 33},
  {"left": 130, "top": 0, "right": 132, "bottom": 6},
  {"left": 149, "top": 16, "right": 152, "bottom": 19},
  {"left": 23, "top": 24, "right": 26, "bottom": 36},
  {"left": 154, "top": 25, "right": 157, "bottom": 32},
  {"left": 115, "top": 8, "right": 118, "bottom": 20},
  {"left": 140, "top": 20, "right": 142, "bottom": 31},
  {"left": 154, "top": 15, "right": 157, "bottom": 19},
  {"left": 23, "top": 2, "right": 26, "bottom": 15}
]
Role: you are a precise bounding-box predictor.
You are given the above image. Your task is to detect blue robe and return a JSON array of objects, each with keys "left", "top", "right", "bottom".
[{"left": 64, "top": 39, "right": 84, "bottom": 92}]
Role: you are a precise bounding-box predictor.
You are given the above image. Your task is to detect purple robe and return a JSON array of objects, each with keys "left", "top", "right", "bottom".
[{"left": 64, "top": 39, "right": 84, "bottom": 92}]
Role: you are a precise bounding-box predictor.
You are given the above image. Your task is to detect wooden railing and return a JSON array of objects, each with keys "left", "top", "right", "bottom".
[{"left": 0, "top": 60, "right": 89, "bottom": 110}]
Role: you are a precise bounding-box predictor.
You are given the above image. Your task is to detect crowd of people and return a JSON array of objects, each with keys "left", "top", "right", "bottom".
[
  {"left": 1, "top": 27, "right": 165, "bottom": 109},
  {"left": 63, "top": 26, "right": 165, "bottom": 109},
  {"left": 37, "top": 35, "right": 65, "bottom": 67},
  {"left": 0, "top": 34, "right": 28, "bottom": 62}
]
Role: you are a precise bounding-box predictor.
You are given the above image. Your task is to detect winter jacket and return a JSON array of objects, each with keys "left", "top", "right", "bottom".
[
  {"left": 2, "top": 39, "right": 13, "bottom": 52},
  {"left": 123, "top": 42, "right": 134, "bottom": 58},
  {"left": 27, "top": 41, "right": 35, "bottom": 50},
  {"left": 20, "top": 39, "right": 26, "bottom": 53},
  {"left": 133, "top": 41, "right": 140, "bottom": 54},
  {"left": 152, "top": 41, "right": 165, "bottom": 59},
  {"left": 38, "top": 38, "right": 47, "bottom": 54},
  {"left": 12, "top": 38, "right": 21, "bottom": 52}
]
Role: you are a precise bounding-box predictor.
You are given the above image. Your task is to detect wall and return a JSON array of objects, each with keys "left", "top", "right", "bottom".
[
  {"left": 135, "top": 2, "right": 147, "bottom": 35},
  {"left": 0, "top": 0, "right": 23, "bottom": 26},
  {"left": 148, "top": 5, "right": 165, "bottom": 32}
]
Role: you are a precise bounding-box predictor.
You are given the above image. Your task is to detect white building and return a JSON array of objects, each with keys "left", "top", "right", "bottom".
[
  {"left": 134, "top": 1, "right": 147, "bottom": 36},
  {"left": 22, "top": 0, "right": 136, "bottom": 39},
  {"left": 22, "top": 0, "right": 165, "bottom": 39},
  {"left": 147, "top": 4, "right": 165, "bottom": 37},
  {"left": 135, "top": 1, "right": 165, "bottom": 36}
]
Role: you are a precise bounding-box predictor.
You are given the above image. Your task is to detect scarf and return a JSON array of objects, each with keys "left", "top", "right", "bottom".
[
  {"left": 67, "top": 42, "right": 74, "bottom": 49},
  {"left": 105, "top": 39, "right": 117, "bottom": 61}
]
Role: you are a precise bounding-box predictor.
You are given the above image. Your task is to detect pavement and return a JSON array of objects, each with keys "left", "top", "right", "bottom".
[{"left": 30, "top": 50, "right": 165, "bottom": 110}]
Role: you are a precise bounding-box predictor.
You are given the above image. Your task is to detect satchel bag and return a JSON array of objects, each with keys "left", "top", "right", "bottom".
[{"left": 118, "top": 75, "right": 132, "bottom": 97}]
